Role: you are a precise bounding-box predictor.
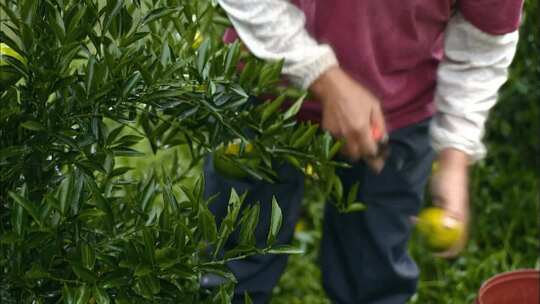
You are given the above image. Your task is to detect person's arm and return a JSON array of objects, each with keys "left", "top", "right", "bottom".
[
  {"left": 217, "top": 0, "right": 337, "bottom": 89},
  {"left": 430, "top": 9, "right": 521, "bottom": 257},
  {"left": 431, "top": 12, "right": 520, "bottom": 164},
  {"left": 218, "top": 0, "right": 387, "bottom": 166}
]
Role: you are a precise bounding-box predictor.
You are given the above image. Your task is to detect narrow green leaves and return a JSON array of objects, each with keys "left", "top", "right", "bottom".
[
  {"left": 141, "top": 7, "right": 178, "bottom": 26},
  {"left": 283, "top": 93, "right": 307, "bottom": 120},
  {"left": 9, "top": 190, "right": 41, "bottom": 227},
  {"left": 238, "top": 204, "right": 260, "bottom": 247},
  {"left": 266, "top": 197, "right": 282, "bottom": 246},
  {"left": 85, "top": 55, "right": 96, "bottom": 96}
]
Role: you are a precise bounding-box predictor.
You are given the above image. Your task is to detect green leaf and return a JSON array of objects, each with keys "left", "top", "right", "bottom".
[
  {"left": 63, "top": 284, "right": 76, "bottom": 304},
  {"left": 328, "top": 139, "right": 344, "bottom": 159},
  {"left": 344, "top": 202, "right": 366, "bottom": 213},
  {"left": 57, "top": 171, "right": 84, "bottom": 216},
  {"left": 267, "top": 245, "right": 304, "bottom": 255},
  {"left": 283, "top": 93, "right": 307, "bottom": 120},
  {"left": 113, "top": 134, "right": 144, "bottom": 147},
  {"left": 238, "top": 204, "right": 260, "bottom": 246},
  {"left": 51, "top": 9, "right": 66, "bottom": 41},
  {"left": 135, "top": 275, "right": 161, "bottom": 298},
  {"left": 214, "top": 189, "right": 245, "bottom": 257},
  {"left": 239, "top": 60, "right": 256, "bottom": 86},
  {"left": 201, "top": 264, "right": 238, "bottom": 283},
  {"left": 11, "top": 203, "right": 24, "bottom": 236},
  {"left": 20, "top": 120, "right": 44, "bottom": 131},
  {"left": 0, "top": 232, "right": 18, "bottom": 244},
  {"left": 196, "top": 38, "right": 210, "bottom": 76},
  {"left": 140, "top": 176, "right": 157, "bottom": 213},
  {"left": 142, "top": 228, "right": 156, "bottom": 265},
  {"left": 199, "top": 208, "right": 218, "bottom": 243},
  {"left": 81, "top": 243, "right": 96, "bottom": 270},
  {"left": 134, "top": 264, "right": 152, "bottom": 277},
  {"left": 93, "top": 286, "right": 111, "bottom": 304},
  {"left": 260, "top": 95, "right": 286, "bottom": 123},
  {"left": 244, "top": 292, "right": 254, "bottom": 304},
  {"left": 266, "top": 197, "right": 282, "bottom": 246},
  {"left": 332, "top": 175, "right": 343, "bottom": 203},
  {"left": 25, "top": 263, "right": 49, "bottom": 279},
  {"left": 0, "top": 146, "right": 27, "bottom": 160},
  {"left": 85, "top": 55, "right": 96, "bottom": 96},
  {"left": 72, "top": 264, "right": 97, "bottom": 283},
  {"left": 292, "top": 124, "right": 318, "bottom": 148},
  {"left": 74, "top": 285, "right": 92, "bottom": 304},
  {"left": 347, "top": 182, "right": 360, "bottom": 206},
  {"left": 160, "top": 40, "right": 171, "bottom": 67},
  {"left": 141, "top": 7, "right": 177, "bottom": 26},
  {"left": 109, "top": 166, "right": 133, "bottom": 178},
  {"left": 258, "top": 60, "right": 283, "bottom": 87},
  {"left": 224, "top": 41, "right": 241, "bottom": 77},
  {"left": 106, "top": 124, "right": 124, "bottom": 145},
  {"left": 0, "top": 3, "right": 20, "bottom": 28},
  {"left": 102, "top": 0, "right": 122, "bottom": 32},
  {"left": 9, "top": 191, "right": 42, "bottom": 226},
  {"left": 86, "top": 178, "right": 114, "bottom": 232},
  {"left": 66, "top": 6, "right": 87, "bottom": 39},
  {"left": 122, "top": 71, "right": 141, "bottom": 98},
  {"left": 155, "top": 247, "right": 178, "bottom": 269},
  {"left": 20, "top": 0, "right": 37, "bottom": 25}
]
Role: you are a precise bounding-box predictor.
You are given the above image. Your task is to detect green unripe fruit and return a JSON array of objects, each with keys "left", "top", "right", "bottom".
[
  {"left": 212, "top": 141, "right": 260, "bottom": 180},
  {"left": 417, "top": 207, "right": 464, "bottom": 252}
]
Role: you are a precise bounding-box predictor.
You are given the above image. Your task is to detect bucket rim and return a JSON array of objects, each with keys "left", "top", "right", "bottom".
[{"left": 477, "top": 268, "right": 540, "bottom": 302}]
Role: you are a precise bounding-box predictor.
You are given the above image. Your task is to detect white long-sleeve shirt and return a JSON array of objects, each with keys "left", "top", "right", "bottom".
[{"left": 218, "top": 0, "right": 519, "bottom": 162}]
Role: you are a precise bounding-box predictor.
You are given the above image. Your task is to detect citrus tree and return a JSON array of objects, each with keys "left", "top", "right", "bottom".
[{"left": 0, "top": 0, "right": 353, "bottom": 303}]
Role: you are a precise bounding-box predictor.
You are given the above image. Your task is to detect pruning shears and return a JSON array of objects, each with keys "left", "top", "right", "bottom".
[{"left": 371, "top": 124, "right": 390, "bottom": 161}]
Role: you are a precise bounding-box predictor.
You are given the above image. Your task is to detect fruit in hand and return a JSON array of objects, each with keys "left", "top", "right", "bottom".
[
  {"left": 213, "top": 140, "right": 260, "bottom": 180},
  {"left": 0, "top": 43, "right": 26, "bottom": 89},
  {"left": 416, "top": 207, "right": 464, "bottom": 252}
]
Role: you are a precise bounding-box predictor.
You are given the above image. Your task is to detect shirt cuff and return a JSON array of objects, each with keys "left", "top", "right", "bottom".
[
  {"left": 285, "top": 46, "right": 339, "bottom": 89},
  {"left": 430, "top": 114, "right": 487, "bottom": 163}
]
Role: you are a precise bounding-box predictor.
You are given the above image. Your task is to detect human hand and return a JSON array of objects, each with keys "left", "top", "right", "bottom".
[
  {"left": 310, "top": 66, "right": 387, "bottom": 172},
  {"left": 431, "top": 148, "right": 471, "bottom": 258}
]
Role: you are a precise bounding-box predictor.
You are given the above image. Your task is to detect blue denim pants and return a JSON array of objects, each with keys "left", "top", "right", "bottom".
[{"left": 203, "top": 119, "right": 435, "bottom": 304}]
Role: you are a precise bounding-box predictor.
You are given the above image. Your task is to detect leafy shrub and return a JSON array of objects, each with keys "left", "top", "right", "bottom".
[{"left": 0, "top": 1, "right": 350, "bottom": 303}]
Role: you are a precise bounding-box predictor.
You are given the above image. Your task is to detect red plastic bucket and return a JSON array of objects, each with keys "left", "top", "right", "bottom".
[{"left": 476, "top": 269, "right": 540, "bottom": 304}]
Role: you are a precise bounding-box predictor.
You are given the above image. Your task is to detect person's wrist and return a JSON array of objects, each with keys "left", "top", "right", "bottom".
[
  {"left": 437, "top": 148, "right": 470, "bottom": 172},
  {"left": 435, "top": 148, "right": 470, "bottom": 220},
  {"left": 309, "top": 65, "right": 342, "bottom": 102}
]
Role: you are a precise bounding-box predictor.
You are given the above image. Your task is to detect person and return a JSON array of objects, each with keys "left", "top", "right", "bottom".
[{"left": 203, "top": 1, "right": 523, "bottom": 303}]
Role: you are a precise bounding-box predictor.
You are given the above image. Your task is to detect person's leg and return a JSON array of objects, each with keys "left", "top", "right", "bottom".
[
  {"left": 321, "top": 119, "right": 435, "bottom": 304},
  {"left": 203, "top": 158, "right": 305, "bottom": 304}
]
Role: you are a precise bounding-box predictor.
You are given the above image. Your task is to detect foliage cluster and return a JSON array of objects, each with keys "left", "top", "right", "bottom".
[{"left": 0, "top": 0, "right": 350, "bottom": 303}]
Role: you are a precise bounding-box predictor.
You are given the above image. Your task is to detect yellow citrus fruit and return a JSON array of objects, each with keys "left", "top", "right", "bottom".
[
  {"left": 305, "top": 163, "right": 314, "bottom": 177},
  {"left": 416, "top": 207, "right": 464, "bottom": 251},
  {"left": 295, "top": 219, "right": 307, "bottom": 233},
  {"left": 223, "top": 141, "right": 254, "bottom": 155},
  {"left": 0, "top": 43, "right": 26, "bottom": 88},
  {"left": 213, "top": 141, "right": 259, "bottom": 180},
  {"left": 192, "top": 31, "right": 204, "bottom": 50},
  {"left": 303, "top": 163, "right": 318, "bottom": 178},
  {"left": 431, "top": 161, "right": 440, "bottom": 175}
]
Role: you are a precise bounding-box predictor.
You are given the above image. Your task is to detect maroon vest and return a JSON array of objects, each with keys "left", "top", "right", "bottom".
[{"left": 225, "top": 0, "right": 523, "bottom": 131}]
